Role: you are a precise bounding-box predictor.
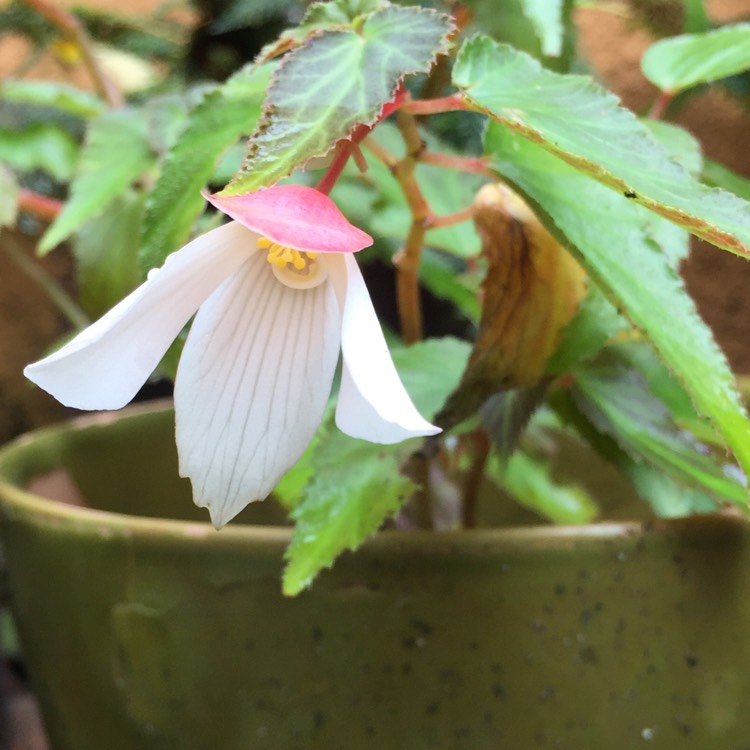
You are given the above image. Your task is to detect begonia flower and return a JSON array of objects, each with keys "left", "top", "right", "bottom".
[{"left": 25, "top": 185, "right": 440, "bottom": 527}]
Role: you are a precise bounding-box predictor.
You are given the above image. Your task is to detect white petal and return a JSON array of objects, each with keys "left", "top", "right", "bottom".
[
  {"left": 329, "top": 254, "right": 441, "bottom": 444},
  {"left": 174, "top": 252, "right": 341, "bottom": 528},
  {"left": 24, "top": 222, "right": 256, "bottom": 410}
]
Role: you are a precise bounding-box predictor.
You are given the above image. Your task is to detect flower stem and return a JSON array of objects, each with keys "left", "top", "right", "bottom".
[
  {"left": 362, "top": 121, "right": 482, "bottom": 342},
  {"left": 315, "top": 123, "right": 371, "bottom": 195},
  {"left": 426, "top": 207, "right": 474, "bottom": 229},
  {"left": 19, "top": 189, "right": 63, "bottom": 223},
  {"left": 420, "top": 150, "right": 492, "bottom": 176},
  {"left": 461, "top": 430, "right": 490, "bottom": 528},
  {"left": 648, "top": 90, "right": 673, "bottom": 120},
  {"left": 3, "top": 233, "right": 89, "bottom": 329},
  {"left": 404, "top": 93, "right": 473, "bottom": 116},
  {"left": 392, "top": 109, "right": 431, "bottom": 344},
  {"left": 23, "top": 0, "right": 123, "bottom": 107}
]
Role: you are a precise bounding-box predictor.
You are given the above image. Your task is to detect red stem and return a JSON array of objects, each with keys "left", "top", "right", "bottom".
[
  {"left": 404, "top": 93, "right": 472, "bottom": 116},
  {"left": 648, "top": 90, "right": 673, "bottom": 120},
  {"left": 420, "top": 150, "right": 491, "bottom": 175},
  {"left": 316, "top": 122, "right": 375, "bottom": 195},
  {"left": 19, "top": 189, "right": 63, "bottom": 222}
]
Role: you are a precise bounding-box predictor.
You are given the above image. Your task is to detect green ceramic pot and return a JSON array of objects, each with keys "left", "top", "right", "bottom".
[{"left": 1, "top": 403, "right": 750, "bottom": 749}]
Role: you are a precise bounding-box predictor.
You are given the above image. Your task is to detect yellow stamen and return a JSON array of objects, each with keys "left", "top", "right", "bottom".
[{"left": 260, "top": 237, "right": 318, "bottom": 275}]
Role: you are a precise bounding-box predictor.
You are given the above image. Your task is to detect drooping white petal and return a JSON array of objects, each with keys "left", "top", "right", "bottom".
[
  {"left": 24, "top": 222, "right": 256, "bottom": 410},
  {"left": 328, "top": 254, "right": 441, "bottom": 444},
  {"left": 175, "top": 252, "right": 341, "bottom": 528}
]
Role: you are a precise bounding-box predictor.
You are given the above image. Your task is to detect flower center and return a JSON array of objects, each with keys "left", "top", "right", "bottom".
[{"left": 259, "top": 237, "right": 328, "bottom": 290}]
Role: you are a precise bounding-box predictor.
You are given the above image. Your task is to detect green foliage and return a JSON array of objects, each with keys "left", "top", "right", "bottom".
[
  {"left": 642, "top": 23, "right": 750, "bottom": 94},
  {"left": 73, "top": 190, "right": 144, "bottom": 318},
  {"left": 283, "top": 337, "right": 471, "bottom": 594},
  {"left": 0, "top": 123, "right": 78, "bottom": 182},
  {"left": 282, "top": 430, "right": 414, "bottom": 595},
  {"left": 488, "top": 449, "right": 599, "bottom": 524},
  {"left": 462, "top": 0, "right": 574, "bottom": 71},
  {"left": 644, "top": 119, "right": 702, "bottom": 176},
  {"left": 12, "top": 0, "right": 750, "bottom": 593},
  {"left": 572, "top": 360, "right": 746, "bottom": 504},
  {"left": 362, "top": 122, "right": 483, "bottom": 257},
  {"left": 550, "top": 388, "right": 720, "bottom": 518},
  {"left": 223, "top": 4, "right": 452, "bottom": 194},
  {"left": 39, "top": 108, "right": 155, "bottom": 255},
  {"left": 703, "top": 160, "right": 750, "bottom": 201},
  {"left": 484, "top": 124, "right": 750, "bottom": 481},
  {"left": 139, "top": 64, "right": 272, "bottom": 272},
  {"left": 0, "top": 80, "right": 105, "bottom": 118},
  {"left": 546, "top": 287, "right": 628, "bottom": 375},
  {"left": 453, "top": 36, "right": 750, "bottom": 257},
  {"left": 519, "top": 0, "right": 564, "bottom": 57}
]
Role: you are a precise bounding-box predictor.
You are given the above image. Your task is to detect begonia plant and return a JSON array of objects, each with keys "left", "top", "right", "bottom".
[{"left": 4, "top": 0, "right": 750, "bottom": 593}]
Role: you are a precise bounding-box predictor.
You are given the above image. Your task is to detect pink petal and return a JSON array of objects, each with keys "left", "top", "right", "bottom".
[{"left": 206, "top": 184, "right": 372, "bottom": 254}]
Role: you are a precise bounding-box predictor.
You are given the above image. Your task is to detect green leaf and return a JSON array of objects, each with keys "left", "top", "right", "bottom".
[
  {"left": 484, "top": 124, "right": 750, "bottom": 484},
  {"left": 573, "top": 361, "right": 746, "bottom": 504},
  {"left": 139, "top": 64, "right": 272, "bottom": 272},
  {"left": 419, "top": 249, "right": 481, "bottom": 323},
  {"left": 461, "top": 0, "right": 574, "bottom": 71},
  {"left": 550, "top": 388, "right": 718, "bottom": 518},
  {"left": 254, "top": 0, "right": 387, "bottom": 62},
  {"left": 545, "top": 286, "right": 628, "bottom": 375},
  {"left": 282, "top": 337, "right": 469, "bottom": 594},
  {"left": 703, "top": 159, "right": 750, "bottom": 201},
  {"left": 453, "top": 36, "right": 750, "bottom": 257},
  {"left": 0, "top": 123, "right": 78, "bottom": 182},
  {"left": 39, "top": 108, "right": 154, "bottom": 255},
  {"left": 0, "top": 165, "right": 19, "bottom": 228},
  {"left": 72, "top": 189, "right": 144, "bottom": 318},
  {"left": 609, "top": 339, "right": 700, "bottom": 428},
  {"left": 295, "top": 0, "right": 388, "bottom": 32},
  {"left": 520, "top": 0, "right": 564, "bottom": 56},
  {"left": 481, "top": 384, "right": 550, "bottom": 458},
  {"left": 223, "top": 5, "right": 452, "bottom": 194},
  {"left": 625, "top": 465, "right": 718, "bottom": 517},
  {"left": 0, "top": 79, "right": 105, "bottom": 118},
  {"left": 283, "top": 431, "right": 414, "bottom": 595},
  {"left": 391, "top": 336, "right": 472, "bottom": 420},
  {"left": 644, "top": 118, "right": 702, "bottom": 177},
  {"left": 642, "top": 23, "right": 750, "bottom": 94},
  {"left": 487, "top": 449, "right": 598, "bottom": 524}
]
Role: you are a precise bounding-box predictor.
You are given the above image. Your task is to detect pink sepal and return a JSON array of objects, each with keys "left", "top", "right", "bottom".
[{"left": 206, "top": 184, "right": 372, "bottom": 254}]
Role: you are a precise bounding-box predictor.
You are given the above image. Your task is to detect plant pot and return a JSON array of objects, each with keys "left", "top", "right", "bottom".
[{"left": 1, "top": 403, "right": 749, "bottom": 749}]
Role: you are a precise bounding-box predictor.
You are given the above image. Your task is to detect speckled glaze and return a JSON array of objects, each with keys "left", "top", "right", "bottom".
[{"left": 1, "top": 404, "right": 750, "bottom": 750}]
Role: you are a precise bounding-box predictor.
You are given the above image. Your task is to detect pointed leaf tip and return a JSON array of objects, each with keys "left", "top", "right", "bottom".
[{"left": 207, "top": 184, "right": 373, "bottom": 253}]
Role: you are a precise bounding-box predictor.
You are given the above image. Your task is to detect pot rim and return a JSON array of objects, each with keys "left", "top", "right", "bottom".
[{"left": 0, "top": 401, "right": 745, "bottom": 552}]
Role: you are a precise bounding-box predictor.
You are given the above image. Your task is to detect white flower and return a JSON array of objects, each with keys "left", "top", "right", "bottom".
[{"left": 25, "top": 185, "right": 440, "bottom": 527}]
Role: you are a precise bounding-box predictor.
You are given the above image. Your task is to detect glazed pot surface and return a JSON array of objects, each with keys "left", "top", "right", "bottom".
[{"left": 1, "top": 404, "right": 749, "bottom": 750}]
